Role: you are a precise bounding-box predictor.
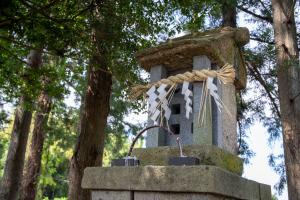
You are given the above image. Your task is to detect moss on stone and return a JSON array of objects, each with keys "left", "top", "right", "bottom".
[{"left": 132, "top": 145, "right": 243, "bottom": 175}]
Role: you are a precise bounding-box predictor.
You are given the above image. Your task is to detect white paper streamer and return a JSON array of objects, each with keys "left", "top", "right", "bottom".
[
  {"left": 147, "top": 85, "right": 158, "bottom": 114},
  {"left": 162, "top": 101, "right": 171, "bottom": 120},
  {"left": 207, "top": 77, "right": 223, "bottom": 112},
  {"left": 146, "top": 84, "right": 172, "bottom": 124},
  {"left": 151, "top": 109, "right": 160, "bottom": 122},
  {"left": 158, "top": 84, "right": 171, "bottom": 121},
  {"left": 182, "top": 81, "right": 193, "bottom": 119},
  {"left": 157, "top": 84, "right": 167, "bottom": 100}
]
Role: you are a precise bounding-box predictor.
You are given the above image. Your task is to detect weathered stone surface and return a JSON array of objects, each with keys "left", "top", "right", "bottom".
[
  {"left": 135, "top": 27, "right": 249, "bottom": 89},
  {"left": 134, "top": 192, "right": 236, "bottom": 200},
  {"left": 215, "top": 81, "right": 237, "bottom": 154},
  {"left": 92, "top": 191, "right": 132, "bottom": 200},
  {"left": 193, "top": 56, "right": 213, "bottom": 146},
  {"left": 82, "top": 165, "right": 269, "bottom": 200},
  {"left": 131, "top": 145, "right": 243, "bottom": 175},
  {"left": 146, "top": 65, "right": 167, "bottom": 148},
  {"left": 259, "top": 184, "right": 272, "bottom": 200}
]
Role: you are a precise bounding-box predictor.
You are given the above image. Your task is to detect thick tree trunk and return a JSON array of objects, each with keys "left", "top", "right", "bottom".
[
  {"left": 0, "top": 105, "right": 32, "bottom": 200},
  {"left": 20, "top": 78, "right": 52, "bottom": 200},
  {"left": 221, "top": 0, "right": 237, "bottom": 27},
  {"left": 272, "top": 0, "right": 300, "bottom": 199},
  {"left": 0, "top": 49, "right": 42, "bottom": 200},
  {"left": 68, "top": 52, "right": 112, "bottom": 199}
]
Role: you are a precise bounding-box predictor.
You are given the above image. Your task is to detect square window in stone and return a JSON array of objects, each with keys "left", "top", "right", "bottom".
[
  {"left": 171, "top": 124, "right": 180, "bottom": 135},
  {"left": 171, "top": 104, "right": 180, "bottom": 115}
]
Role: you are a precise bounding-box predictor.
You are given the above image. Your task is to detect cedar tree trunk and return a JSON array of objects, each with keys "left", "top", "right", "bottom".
[
  {"left": 272, "top": 0, "right": 300, "bottom": 199},
  {"left": 0, "top": 49, "right": 42, "bottom": 200},
  {"left": 68, "top": 49, "right": 112, "bottom": 199},
  {"left": 20, "top": 77, "right": 52, "bottom": 200},
  {"left": 221, "top": 0, "right": 237, "bottom": 27}
]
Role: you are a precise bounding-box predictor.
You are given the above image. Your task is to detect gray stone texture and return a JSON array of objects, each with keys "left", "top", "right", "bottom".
[
  {"left": 146, "top": 65, "right": 167, "bottom": 148},
  {"left": 82, "top": 166, "right": 271, "bottom": 200},
  {"left": 91, "top": 191, "right": 132, "bottom": 200},
  {"left": 216, "top": 81, "right": 238, "bottom": 154},
  {"left": 193, "top": 55, "right": 213, "bottom": 145},
  {"left": 134, "top": 192, "right": 236, "bottom": 200},
  {"left": 166, "top": 80, "right": 193, "bottom": 146}
]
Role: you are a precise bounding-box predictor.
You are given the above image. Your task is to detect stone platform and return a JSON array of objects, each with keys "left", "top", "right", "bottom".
[{"left": 82, "top": 165, "right": 271, "bottom": 200}]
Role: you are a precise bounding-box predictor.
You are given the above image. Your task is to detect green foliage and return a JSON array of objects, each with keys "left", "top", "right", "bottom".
[
  {"left": 103, "top": 133, "right": 131, "bottom": 167},
  {"left": 3, "top": 0, "right": 286, "bottom": 199},
  {"left": 0, "top": 118, "right": 13, "bottom": 177},
  {"left": 34, "top": 103, "right": 77, "bottom": 199}
]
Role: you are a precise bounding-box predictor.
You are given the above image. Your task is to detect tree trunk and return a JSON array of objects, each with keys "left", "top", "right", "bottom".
[
  {"left": 221, "top": 0, "right": 237, "bottom": 27},
  {"left": 0, "top": 49, "right": 42, "bottom": 200},
  {"left": 20, "top": 77, "right": 52, "bottom": 200},
  {"left": 272, "top": 0, "right": 300, "bottom": 199},
  {"left": 68, "top": 53, "right": 112, "bottom": 199}
]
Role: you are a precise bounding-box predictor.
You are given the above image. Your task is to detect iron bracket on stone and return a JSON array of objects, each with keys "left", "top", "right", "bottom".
[
  {"left": 111, "top": 125, "right": 185, "bottom": 167},
  {"left": 111, "top": 125, "right": 200, "bottom": 166}
]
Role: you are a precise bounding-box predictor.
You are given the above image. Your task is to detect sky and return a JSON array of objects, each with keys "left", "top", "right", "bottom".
[{"left": 243, "top": 123, "right": 287, "bottom": 199}]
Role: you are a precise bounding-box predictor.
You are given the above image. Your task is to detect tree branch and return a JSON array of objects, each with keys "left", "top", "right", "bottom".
[
  {"left": 250, "top": 36, "right": 275, "bottom": 45},
  {"left": 19, "top": 0, "right": 72, "bottom": 25},
  {"left": 257, "top": 0, "right": 271, "bottom": 13},
  {"left": 237, "top": 5, "right": 273, "bottom": 23},
  {"left": 246, "top": 61, "right": 281, "bottom": 118}
]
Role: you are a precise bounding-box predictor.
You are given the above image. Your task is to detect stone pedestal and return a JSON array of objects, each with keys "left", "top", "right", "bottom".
[{"left": 82, "top": 165, "right": 271, "bottom": 200}]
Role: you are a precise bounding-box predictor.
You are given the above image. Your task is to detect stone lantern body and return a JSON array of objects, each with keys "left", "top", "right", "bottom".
[{"left": 81, "top": 27, "right": 272, "bottom": 200}]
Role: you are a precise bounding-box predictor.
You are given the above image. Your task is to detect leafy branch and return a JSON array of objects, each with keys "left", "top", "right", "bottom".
[
  {"left": 237, "top": 5, "right": 273, "bottom": 23},
  {"left": 246, "top": 61, "right": 281, "bottom": 119}
]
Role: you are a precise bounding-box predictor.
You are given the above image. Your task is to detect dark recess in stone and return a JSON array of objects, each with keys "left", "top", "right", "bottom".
[
  {"left": 171, "top": 124, "right": 180, "bottom": 134},
  {"left": 111, "top": 158, "right": 140, "bottom": 166},
  {"left": 168, "top": 156, "right": 200, "bottom": 166},
  {"left": 171, "top": 104, "right": 181, "bottom": 114}
]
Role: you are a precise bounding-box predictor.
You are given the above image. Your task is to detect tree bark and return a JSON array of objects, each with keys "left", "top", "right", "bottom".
[
  {"left": 68, "top": 46, "right": 112, "bottom": 199},
  {"left": 0, "top": 49, "right": 42, "bottom": 200},
  {"left": 221, "top": 0, "right": 237, "bottom": 27},
  {"left": 20, "top": 77, "right": 52, "bottom": 200},
  {"left": 272, "top": 0, "right": 300, "bottom": 199}
]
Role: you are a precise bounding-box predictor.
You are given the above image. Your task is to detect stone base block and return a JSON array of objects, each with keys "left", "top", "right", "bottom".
[
  {"left": 92, "top": 190, "right": 241, "bottom": 200},
  {"left": 132, "top": 145, "right": 243, "bottom": 175},
  {"left": 82, "top": 165, "right": 271, "bottom": 200}
]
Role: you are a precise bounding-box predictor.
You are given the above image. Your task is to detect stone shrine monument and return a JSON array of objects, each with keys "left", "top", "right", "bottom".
[{"left": 82, "top": 27, "right": 272, "bottom": 200}]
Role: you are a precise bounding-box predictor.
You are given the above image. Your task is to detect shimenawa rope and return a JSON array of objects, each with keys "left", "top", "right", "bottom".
[{"left": 130, "top": 63, "right": 235, "bottom": 99}]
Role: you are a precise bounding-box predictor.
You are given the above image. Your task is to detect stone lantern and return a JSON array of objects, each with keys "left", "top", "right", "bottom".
[
  {"left": 136, "top": 27, "right": 248, "bottom": 155},
  {"left": 81, "top": 27, "right": 272, "bottom": 200}
]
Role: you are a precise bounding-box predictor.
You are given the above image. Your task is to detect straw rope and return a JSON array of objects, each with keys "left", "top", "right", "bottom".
[{"left": 130, "top": 63, "right": 235, "bottom": 99}]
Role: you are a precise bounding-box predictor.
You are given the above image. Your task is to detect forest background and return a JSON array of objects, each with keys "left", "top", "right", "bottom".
[{"left": 0, "top": 0, "right": 299, "bottom": 200}]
